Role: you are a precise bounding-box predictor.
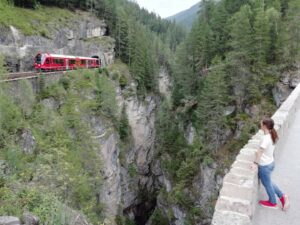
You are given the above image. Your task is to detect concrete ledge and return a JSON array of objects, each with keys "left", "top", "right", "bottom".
[{"left": 212, "top": 83, "right": 300, "bottom": 225}]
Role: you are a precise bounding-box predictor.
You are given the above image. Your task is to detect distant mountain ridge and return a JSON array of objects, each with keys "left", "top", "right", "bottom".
[{"left": 167, "top": 2, "right": 201, "bottom": 30}]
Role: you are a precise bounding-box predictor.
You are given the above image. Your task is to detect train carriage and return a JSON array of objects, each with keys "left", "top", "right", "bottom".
[{"left": 35, "top": 53, "right": 101, "bottom": 71}]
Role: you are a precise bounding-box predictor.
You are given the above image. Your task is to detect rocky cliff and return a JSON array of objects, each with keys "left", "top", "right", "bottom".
[
  {"left": 0, "top": 10, "right": 114, "bottom": 72},
  {"left": 272, "top": 63, "right": 300, "bottom": 107}
]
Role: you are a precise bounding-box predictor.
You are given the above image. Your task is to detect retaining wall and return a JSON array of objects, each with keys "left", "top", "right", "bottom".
[{"left": 211, "top": 83, "right": 300, "bottom": 225}]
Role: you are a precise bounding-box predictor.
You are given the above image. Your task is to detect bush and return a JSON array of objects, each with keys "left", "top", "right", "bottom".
[
  {"left": 0, "top": 187, "right": 66, "bottom": 224},
  {"left": 94, "top": 75, "right": 118, "bottom": 118},
  {"left": 149, "top": 208, "right": 169, "bottom": 225},
  {"left": 112, "top": 71, "right": 119, "bottom": 80},
  {"left": 128, "top": 163, "right": 138, "bottom": 177},
  {"left": 0, "top": 54, "right": 7, "bottom": 74},
  {"left": 115, "top": 215, "right": 136, "bottom": 225},
  {"left": 16, "top": 80, "right": 36, "bottom": 118},
  {"left": 58, "top": 76, "right": 70, "bottom": 90},
  {"left": 119, "top": 107, "right": 130, "bottom": 141},
  {"left": 0, "top": 93, "right": 23, "bottom": 139},
  {"left": 119, "top": 74, "right": 128, "bottom": 89}
]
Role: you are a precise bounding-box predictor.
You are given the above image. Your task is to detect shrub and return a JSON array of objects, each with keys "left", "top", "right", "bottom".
[
  {"left": 112, "top": 71, "right": 119, "bottom": 80},
  {"left": 119, "top": 107, "right": 130, "bottom": 141},
  {"left": 149, "top": 208, "right": 169, "bottom": 225},
  {"left": 128, "top": 163, "right": 138, "bottom": 177},
  {"left": 0, "top": 93, "right": 23, "bottom": 140},
  {"left": 58, "top": 76, "right": 70, "bottom": 90},
  {"left": 119, "top": 74, "right": 128, "bottom": 89}
]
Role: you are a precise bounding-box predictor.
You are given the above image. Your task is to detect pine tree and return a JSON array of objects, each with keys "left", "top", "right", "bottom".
[
  {"left": 227, "top": 5, "right": 255, "bottom": 111},
  {"left": 266, "top": 7, "right": 280, "bottom": 63},
  {"left": 195, "top": 57, "right": 228, "bottom": 152},
  {"left": 228, "top": 4, "right": 254, "bottom": 65},
  {"left": 283, "top": 0, "right": 300, "bottom": 62},
  {"left": 253, "top": 4, "right": 270, "bottom": 65}
]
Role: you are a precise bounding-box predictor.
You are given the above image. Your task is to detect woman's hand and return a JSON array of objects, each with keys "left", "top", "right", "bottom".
[{"left": 250, "top": 162, "right": 258, "bottom": 170}]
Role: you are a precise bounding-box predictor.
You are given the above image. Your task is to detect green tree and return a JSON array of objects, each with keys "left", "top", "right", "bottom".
[
  {"left": 282, "top": 0, "right": 300, "bottom": 62},
  {"left": 253, "top": 5, "right": 270, "bottom": 65},
  {"left": 195, "top": 57, "right": 228, "bottom": 152}
]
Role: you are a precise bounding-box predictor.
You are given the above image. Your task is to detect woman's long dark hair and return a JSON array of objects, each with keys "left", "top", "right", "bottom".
[{"left": 262, "top": 118, "right": 278, "bottom": 144}]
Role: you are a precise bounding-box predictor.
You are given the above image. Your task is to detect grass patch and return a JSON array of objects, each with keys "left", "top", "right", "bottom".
[{"left": 0, "top": 1, "right": 75, "bottom": 36}]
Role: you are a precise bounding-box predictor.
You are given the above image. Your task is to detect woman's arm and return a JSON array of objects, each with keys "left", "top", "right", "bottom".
[
  {"left": 254, "top": 147, "right": 264, "bottom": 164},
  {"left": 250, "top": 147, "right": 264, "bottom": 170}
]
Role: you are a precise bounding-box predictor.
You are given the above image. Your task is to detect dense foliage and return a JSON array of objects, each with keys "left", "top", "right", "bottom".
[
  {"left": 0, "top": 70, "right": 124, "bottom": 224},
  {"left": 172, "top": 0, "right": 300, "bottom": 150},
  {"left": 155, "top": 0, "right": 300, "bottom": 223}
]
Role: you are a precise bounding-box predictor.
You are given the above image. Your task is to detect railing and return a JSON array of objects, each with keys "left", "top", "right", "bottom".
[{"left": 212, "top": 82, "right": 300, "bottom": 225}]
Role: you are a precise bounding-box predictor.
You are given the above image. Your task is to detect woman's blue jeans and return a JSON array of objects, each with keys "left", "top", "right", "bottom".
[{"left": 258, "top": 161, "right": 283, "bottom": 204}]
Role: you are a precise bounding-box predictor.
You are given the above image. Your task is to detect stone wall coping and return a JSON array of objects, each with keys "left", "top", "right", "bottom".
[{"left": 212, "top": 83, "right": 300, "bottom": 225}]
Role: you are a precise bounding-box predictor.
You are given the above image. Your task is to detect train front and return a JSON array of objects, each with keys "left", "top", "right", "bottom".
[{"left": 34, "top": 53, "right": 44, "bottom": 70}]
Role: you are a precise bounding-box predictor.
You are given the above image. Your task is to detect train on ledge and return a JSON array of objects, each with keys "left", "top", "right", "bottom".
[{"left": 34, "top": 53, "right": 101, "bottom": 71}]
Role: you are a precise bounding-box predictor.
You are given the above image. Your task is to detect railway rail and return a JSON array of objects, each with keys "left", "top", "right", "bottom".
[{"left": 0, "top": 71, "right": 65, "bottom": 83}]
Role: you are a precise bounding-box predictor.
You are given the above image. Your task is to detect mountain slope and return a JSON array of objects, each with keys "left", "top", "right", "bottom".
[{"left": 167, "top": 2, "right": 201, "bottom": 30}]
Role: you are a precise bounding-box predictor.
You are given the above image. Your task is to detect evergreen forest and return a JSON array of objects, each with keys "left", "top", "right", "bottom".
[{"left": 1, "top": 0, "right": 300, "bottom": 224}]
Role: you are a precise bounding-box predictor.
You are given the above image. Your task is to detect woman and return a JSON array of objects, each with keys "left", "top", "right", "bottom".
[{"left": 251, "top": 118, "right": 290, "bottom": 210}]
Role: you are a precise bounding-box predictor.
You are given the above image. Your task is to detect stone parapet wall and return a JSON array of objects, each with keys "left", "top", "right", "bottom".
[{"left": 212, "top": 83, "right": 300, "bottom": 225}]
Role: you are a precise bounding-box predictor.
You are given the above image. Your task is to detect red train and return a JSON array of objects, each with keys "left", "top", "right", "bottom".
[{"left": 34, "top": 53, "right": 101, "bottom": 71}]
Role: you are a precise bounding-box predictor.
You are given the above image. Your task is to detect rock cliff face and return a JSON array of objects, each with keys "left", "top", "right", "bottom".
[
  {"left": 273, "top": 64, "right": 300, "bottom": 107},
  {"left": 0, "top": 11, "right": 114, "bottom": 72}
]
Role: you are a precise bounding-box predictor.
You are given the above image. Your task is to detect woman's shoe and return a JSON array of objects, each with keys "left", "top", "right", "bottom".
[
  {"left": 259, "top": 200, "right": 278, "bottom": 209},
  {"left": 280, "top": 194, "right": 290, "bottom": 211}
]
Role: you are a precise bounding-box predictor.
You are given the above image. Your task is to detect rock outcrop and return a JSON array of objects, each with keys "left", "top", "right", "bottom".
[
  {"left": 19, "top": 129, "right": 36, "bottom": 155},
  {"left": 0, "top": 217, "right": 20, "bottom": 225},
  {"left": 0, "top": 11, "right": 114, "bottom": 72},
  {"left": 273, "top": 65, "right": 300, "bottom": 107},
  {"left": 23, "top": 212, "right": 39, "bottom": 225}
]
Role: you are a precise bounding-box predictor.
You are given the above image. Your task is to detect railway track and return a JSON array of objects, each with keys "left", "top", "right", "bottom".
[{"left": 0, "top": 71, "right": 65, "bottom": 83}]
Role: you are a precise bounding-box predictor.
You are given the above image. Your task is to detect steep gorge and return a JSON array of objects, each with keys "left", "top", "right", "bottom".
[{"left": 1, "top": 0, "right": 300, "bottom": 225}]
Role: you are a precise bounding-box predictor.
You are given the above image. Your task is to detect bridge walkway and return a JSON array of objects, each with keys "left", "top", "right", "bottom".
[{"left": 253, "top": 108, "right": 300, "bottom": 225}]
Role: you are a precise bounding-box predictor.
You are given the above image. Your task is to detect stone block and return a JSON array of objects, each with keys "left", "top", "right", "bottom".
[
  {"left": 236, "top": 152, "right": 256, "bottom": 163},
  {"left": 240, "top": 148, "right": 257, "bottom": 154},
  {"left": 212, "top": 210, "right": 251, "bottom": 225},
  {"left": 215, "top": 196, "right": 252, "bottom": 217},
  {"left": 230, "top": 167, "right": 257, "bottom": 179},
  {"left": 232, "top": 160, "right": 254, "bottom": 172},
  {"left": 223, "top": 172, "right": 254, "bottom": 189},
  {"left": 220, "top": 183, "right": 253, "bottom": 201}
]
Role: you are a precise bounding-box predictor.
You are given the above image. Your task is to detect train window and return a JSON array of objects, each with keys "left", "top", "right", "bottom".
[
  {"left": 45, "top": 58, "right": 50, "bottom": 64},
  {"left": 69, "top": 60, "right": 76, "bottom": 65},
  {"left": 81, "top": 60, "right": 85, "bottom": 65},
  {"left": 54, "top": 59, "right": 64, "bottom": 65},
  {"left": 88, "top": 60, "right": 92, "bottom": 65},
  {"left": 36, "top": 54, "right": 41, "bottom": 64},
  {"left": 96, "top": 60, "right": 99, "bottom": 65}
]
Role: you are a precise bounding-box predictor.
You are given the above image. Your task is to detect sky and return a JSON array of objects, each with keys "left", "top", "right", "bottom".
[{"left": 132, "top": 0, "right": 201, "bottom": 18}]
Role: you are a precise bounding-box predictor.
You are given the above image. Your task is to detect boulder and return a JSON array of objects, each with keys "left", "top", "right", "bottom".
[
  {"left": 272, "top": 82, "right": 292, "bottom": 107},
  {"left": 0, "top": 160, "right": 10, "bottom": 176},
  {"left": 23, "top": 212, "right": 39, "bottom": 225},
  {"left": 0, "top": 217, "right": 20, "bottom": 225},
  {"left": 224, "top": 106, "right": 236, "bottom": 116},
  {"left": 289, "top": 73, "right": 300, "bottom": 88},
  {"left": 19, "top": 129, "right": 36, "bottom": 155}
]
